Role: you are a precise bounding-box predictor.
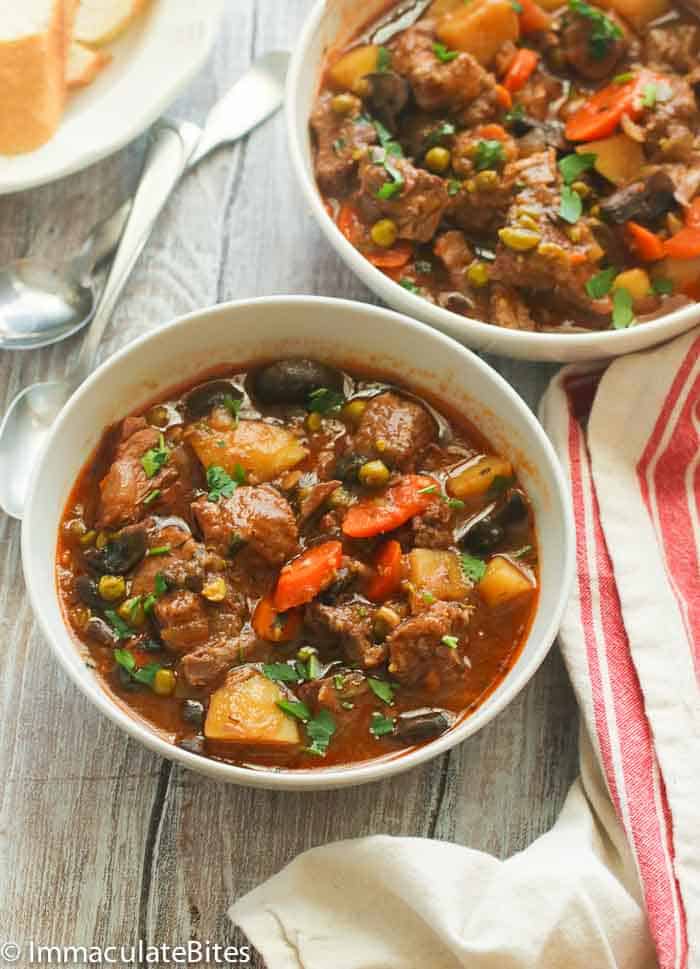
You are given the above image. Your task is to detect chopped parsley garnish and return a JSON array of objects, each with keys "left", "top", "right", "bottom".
[
  {"left": 368, "top": 678, "right": 395, "bottom": 705},
  {"left": 612, "top": 287, "right": 635, "bottom": 329},
  {"left": 305, "top": 709, "right": 337, "bottom": 756},
  {"left": 488, "top": 474, "right": 515, "bottom": 497},
  {"left": 262, "top": 663, "right": 301, "bottom": 684},
  {"left": 376, "top": 45, "right": 392, "bottom": 71},
  {"left": 146, "top": 544, "right": 171, "bottom": 558},
  {"left": 143, "top": 489, "right": 161, "bottom": 506},
  {"left": 143, "top": 572, "right": 168, "bottom": 615},
  {"left": 511, "top": 0, "right": 523, "bottom": 11},
  {"left": 277, "top": 699, "right": 312, "bottom": 722},
  {"left": 417, "top": 484, "right": 438, "bottom": 495},
  {"left": 447, "top": 178, "right": 462, "bottom": 196},
  {"left": 334, "top": 673, "right": 346, "bottom": 691},
  {"left": 376, "top": 156, "right": 405, "bottom": 199},
  {"left": 433, "top": 41, "right": 459, "bottom": 62},
  {"left": 441, "top": 635, "right": 459, "bottom": 649},
  {"left": 370, "top": 712, "right": 396, "bottom": 738},
  {"left": 568, "top": 0, "right": 622, "bottom": 60},
  {"left": 474, "top": 139, "right": 506, "bottom": 171},
  {"left": 372, "top": 119, "right": 403, "bottom": 158},
  {"left": 447, "top": 497, "right": 465, "bottom": 510},
  {"left": 415, "top": 260, "right": 433, "bottom": 274},
  {"left": 641, "top": 83, "right": 657, "bottom": 109},
  {"left": 558, "top": 152, "right": 596, "bottom": 185},
  {"left": 223, "top": 395, "right": 242, "bottom": 423},
  {"left": 421, "top": 590, "right": 436, "bottom": 604},
  {"left": 307, "top": 387, "right": 345, "bottom": 413},
  {"left": 206, "top": 463, "right": 245, "bottom": 501},
  {"left": 460, "top": 552, "right": 487, "bottom": 583},
  {"left": 332, "top": 137, "right": 346, "bottom": 154},
  {"left": 105, "top": 610, "right": 134, "bottom": 640},
  {"left": 559, "top": 185, "right": 582, "bottom": 224},
  {"left": 613, "top": 71, "right": 633, "bottom": 84},
  {"left": 400, "top": 278, "right": 420, "bottom": 293},
  {"left": 301, "top": 652, "right": 323, "bottom": 681},
  {"left": 652, "top": 277, "right": 674, "bottom": 296},
  {"left": 425, "top": 121, "right": 456, "bottom": 149},
  {"left": 141, "top": 433, "right": 170, "bottom": 478},
  {"left": 504, "top": 103, "right": 525, "bottom": 127},
  {"left": 586, "top": 266, "right": 617, "bottom": 299},
  {"left": 114, "top": 648, "right": 162, "bottom": 687}
]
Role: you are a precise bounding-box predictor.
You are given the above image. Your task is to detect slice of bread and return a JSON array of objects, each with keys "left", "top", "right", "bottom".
[
  {"left": 73, "top": 0, "right": 146, "bottom": 48},
  {"left": 66, "top": 39, "right": 109, "bottom": 88},
  {"left": 0, "top": 0, "right": 68, "bottom": 155}
]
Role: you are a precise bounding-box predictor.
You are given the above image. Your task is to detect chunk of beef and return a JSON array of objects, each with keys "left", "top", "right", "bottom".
[
  {"left": 411, "top": 499, "right": 455, "bottom": 549},
  {"left": 451, "top": 128, "right": 518, "bottom": 178},
  {"left": 390, "top": 21, "right": 486, "bottom": 111},
  {"left": 96, "top": 420, "right": 171, "bottom": 529},
  {"left": 299, "top": 670, "right": 371, "bottom": 715},
  {"left": 179, "top": 631, "right": 257, "bottom": 688},
  {"left": 306, "top": 600, "right": 386, "bottom": 669},
  {"left": 363, "top": 71, "right": 410, "bottom": 130},
  {"left": 492, "top": 150, "right": 608, "bottom": 315},
  {"left": 398, "top": 112, "right": 457, "bottom": 159},
  {"left": 645, "top": 24, "right": 700, "bottom": 73},
  {"left": 387, "top": 601, "right": 472, "bottom": 687},
  {"left": 299, "top": 480, "right": 342, "bottom": 523},
  {"left": 130, "top": 524, "right": 205, "bottom": 596},
  {"left": 489, "top": 284, "right": 537, "bottom": 330},
  {"left": 661, "top": 163, "right": 700, "bottom": 207},
  {"left": 192, "top": 485, "right": 298, "bottom": 565},
  {"left": 311, "top": 91, "right": 377, "bottom": 196},
  {"left": 560, "top": 7, "right": 628, "bottom": 79},
  {"left": 514, "top": 70, "right": 567, "bottom": 122},
  {"left": 643, "top": 76, "right": 698, "bottom": 162},
  {"left": 448, "top": 132, "right": 519, "bottom": 234},
  {"left": 434, "top": 230, "right": 473, "bottom": 292},
  {"left": 356, "top": 155, "right": 449, "bottom": 242},
  {"left": 599, "top": 170, "right": 676, "bottom": 225},
  {"left": 155, "top": 591, "right": 210, "bottom": 652},
  {"left": 353, "top": 391, "right": 437, "bottom": 470}
]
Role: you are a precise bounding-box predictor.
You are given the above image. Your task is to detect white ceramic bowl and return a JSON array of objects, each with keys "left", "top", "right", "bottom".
[
  {"left": 286, "top": 0, "right": 700, "bottom": 363},
  {"left": 23, "top": 297, "right": 574, "bottom": 790}
]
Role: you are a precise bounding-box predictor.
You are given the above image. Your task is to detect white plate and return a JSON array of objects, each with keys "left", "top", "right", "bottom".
[{"left": 0, "top": 0, "right": 224, "bottom": 195}]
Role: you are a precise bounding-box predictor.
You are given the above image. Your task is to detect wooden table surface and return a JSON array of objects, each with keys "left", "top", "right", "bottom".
[{"left": 0, "top": 2, "right": 579, "bottom": 963}]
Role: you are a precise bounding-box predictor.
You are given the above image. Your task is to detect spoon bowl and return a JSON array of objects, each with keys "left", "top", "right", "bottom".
[{"left": 0, "top": 262, "right": 95, "bottom": 351}]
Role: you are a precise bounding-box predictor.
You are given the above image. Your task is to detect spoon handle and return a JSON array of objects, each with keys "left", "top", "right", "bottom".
[
  {"left": 67, "top": 200, "right": 133, "bottom": 283},
  {"left": 74, "top": 119, "right": 202, "bottom": 384}
]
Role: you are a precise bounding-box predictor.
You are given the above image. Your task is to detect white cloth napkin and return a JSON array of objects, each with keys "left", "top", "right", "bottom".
[{"left": 230, "top": 329, "right": 700, "bottom": 969}]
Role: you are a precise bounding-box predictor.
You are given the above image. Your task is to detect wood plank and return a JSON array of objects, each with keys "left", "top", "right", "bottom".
[{"left": 0, "top": 2, "right": 579, "bottom": 965}]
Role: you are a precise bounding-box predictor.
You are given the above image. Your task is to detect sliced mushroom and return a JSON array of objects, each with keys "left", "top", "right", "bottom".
[
  {"left": 85, "top": 616, "right": 118, "bottom": 647},
  {"left": 84, "top": 525, "right": 147, "bottom": 575},
  {"left": 395, "top": 708, "right": 456, "bottom": 745},
  {"left": 183, "top": 379, "right": 243, "bottom": 421},
  {"left": 363, "top": 71, "right": 410, "bottom": 130},
  {"left": 252, "top": 359, "right": 344, "bottom": 405},
  {"left": 75, "top": 575, "right": 102, "bottom": 611},
  {"left": 600, "top": 171, "right": 676, "bottom": 226},
  {"left": 182, "top": 700, "right": 205, "bottom": 727}
]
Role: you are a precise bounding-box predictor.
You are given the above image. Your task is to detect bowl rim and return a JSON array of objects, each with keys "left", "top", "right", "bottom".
[
  {"left": 286, "top": 0, "right": 700, "bottom": 358},
  {"left": 22, "top": 295, "right": 575, "bottom": 790}
]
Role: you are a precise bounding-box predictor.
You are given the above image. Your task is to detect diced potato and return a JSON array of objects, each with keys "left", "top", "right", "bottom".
[
  {"left": 204, "top": 668, "right": 301, "bottom": 747},
  {"left": 328, "top": 44, "right": 380, "bottom": 92},
  {"left": 478, "top": 556, "right": 535, "bottom": 609},
  {"left": 447, "top": 455, "right": 513, "bottom": 502},
  {"left": 408, "top": 549, "right": 468, "bottom": 608},
  {"left": 598, "top": 0, "right": 670, "bottom": 29},
  {"left": 577, "top": 135, "right": 644, "bottom": 187},
  {"left": 653, "top": 256, "right": 700, "bottom": 298},
  {"left": 187, "top": 419, "right": 308, "bottom": 484},
  {"left": 437, "top": 0, "right": 520, "bottom": 66},
  {"left": 613, "top": 268, "right": 651, "bottom": 303}
]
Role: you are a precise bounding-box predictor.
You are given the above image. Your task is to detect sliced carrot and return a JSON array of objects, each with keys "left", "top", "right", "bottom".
[
  {"left": 518, "top": 0, "right": 551, "bottom": 33},
  {"left": 273, "top": 541, "right": 343, "bottom": 612},
  {"left": 503, "top": 48, "right": 540, "bottom": 93},
  {"left": 565, "top": 74, "right": 650, "bottom": 143},
  {"left": 366, "top": 240, "right": 414, "bottom": 269},
  {"left": 625, "top": 222, "right": 665, "bottom": 263},
  {"left": 343, "top": 474, "right": 437, "bottom": 539},
  {"left": 475, "top": 123, "right": 510, "bottom": 142},
  {"left": 366, "top": 540, "right": 403, "bottom": 602},
  {"left": 337, "top": 202, "right": 364, "bottom": 245},
  {"left": 252, "top": 595, "right": 303, "bottom": 643},
  {"left": 663, "top": 227, "right": 700, "bottom": 261},
  {"left": 494, "top": 83, "right": 513, "bottom": 110}
]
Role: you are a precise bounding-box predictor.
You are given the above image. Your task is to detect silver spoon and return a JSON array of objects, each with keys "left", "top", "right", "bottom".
[
  {"left": 0, "top": 51, "right": 290, "bottom": 521},
  {"left": 0, "top": 51, "right": 289, "bottom": 352}
]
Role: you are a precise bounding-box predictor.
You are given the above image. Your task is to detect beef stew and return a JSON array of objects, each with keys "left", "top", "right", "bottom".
[{"left": 57, "top": 359, "right": 538, "bottom": 770}]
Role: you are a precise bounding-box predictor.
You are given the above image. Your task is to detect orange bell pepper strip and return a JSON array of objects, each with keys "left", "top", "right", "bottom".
[
  {"left": 625, "top": 222, "right": 665, "bottom": 263},
  {"left": 343, "top": 475, "right": 438, "bottom": 539},
  {"left": 252, "top": 595, "right": 303, "bottom": 643},
  {"left": 504, "top": 48, "right": 540, "bottom": 93},
  {"left": 565, "top": 74, "right": 653, "bottom": 142},
  {"left": 273, "top": 541, "right": 343, "bottom": 612},
  {"left": 365, "top": 540, "right": 404, "bottom": 602},
  {"left": 518, "top": 0, "right": 552, "bottom": 33},
  {"left": 663, "top": 227, "right": 700, "bottom": 260}
]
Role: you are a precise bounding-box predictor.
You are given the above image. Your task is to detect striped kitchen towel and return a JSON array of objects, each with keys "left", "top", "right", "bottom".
[
  {"left": 230, "top": 328, "right": 699, "bottom": 969},
  {"left": 540, "top": 326, "right": 700, "bottom": 969}
]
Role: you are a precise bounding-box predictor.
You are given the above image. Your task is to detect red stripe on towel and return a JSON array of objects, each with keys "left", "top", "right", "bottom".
[{"left": 565, "top": 375, "right": 686, "bottom": 969}]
